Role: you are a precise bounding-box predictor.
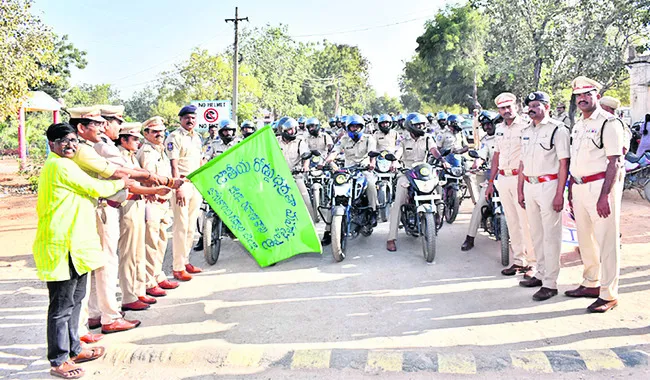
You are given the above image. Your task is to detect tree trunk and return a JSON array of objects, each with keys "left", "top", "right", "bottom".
[{"left": 473, "top": 69, "right": 479, "bottom": 108}]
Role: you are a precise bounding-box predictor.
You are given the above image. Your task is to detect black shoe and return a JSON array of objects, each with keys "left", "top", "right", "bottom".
[
  {"left": 501, "top": 264, "right": 529, "bottom": 276},
  {"left": 461, "top": 236, "right": 475, "bottom": 251},
  {"left": 321, "top": 232, "right": 331, "bottom": 246},
  {"left": 519, "top": 277, "right": 543, "bottom": 288},
  {"left": 533, "top": 287, "right": 558, "bottom": 301},
  {"left": 370, "top": 211, "right": 378, "bottom": 227},
  {"left": 193, "top": 238, "right": 204, "bottom": 251}
]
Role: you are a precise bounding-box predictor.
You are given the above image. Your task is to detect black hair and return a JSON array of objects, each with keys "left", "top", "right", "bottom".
[
  {"left": 46, "top": 123, "right": 77, "bottom": 142},
  {"left": 644, "top": 114, "right": 649, "bottom": 136},
  {"left": 116, "top": 134, "right": 132, "bottom": 146},
  {"left": 68, "top": 118, "right": 93, "bottom": 128}
]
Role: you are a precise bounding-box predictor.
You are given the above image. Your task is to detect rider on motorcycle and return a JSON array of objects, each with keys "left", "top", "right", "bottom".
[
  {"left": 277, "top": 116, "right": 315, "bottom": 220},
  {"left": 321, "top": 114, "right": 379, "bottom": 245},
  {"left": 241, "top": 120, "right": 257, "bottom": 139},
  {"left": 461, "top": 111, "right": 499, "bottom": 251},
  {"left": 373, "top": 114, "right": 402, "bottom": 156},
  {"left": 437, "top": 114, "right": 477, "bottom": 205},
  {"left": 305, "top": 117, "right": 334, "bottom": 155},
  {"left": 297, "top": 116, "right": 308, "bottom": 139},
  {"left": 205, "top": 119, "right": 241, "bottom": 160},
  {"left": 386, "top": 112, "right": 442, "bottom": 252}
]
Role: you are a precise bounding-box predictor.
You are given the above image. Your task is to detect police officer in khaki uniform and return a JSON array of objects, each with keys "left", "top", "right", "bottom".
[
  {"left": 202, "top": 124, "right": 220, "bottom": 161},
  {"left": 206, "top": 119, "right": 241, "bottom": 160},
  {"left": 600, "top": 96, "right": 632, "bottom": 154},
  {"left": 277, "top": 117, "right": 314, "bottom": 219},
  {"left": 373, "top": 114, "right": 402, "bottom": 155},
  {"left": 137, "top": 116, "right": 180, "bottom": 298},
  {"left": 322, "top": 115, "right": 379, "bottom": 245},
  {"left": 116, "top": 123, "right": 172, "bottom": 311},
  {"left": 486, "top": 93, "right": 536, "bottom": 276},
  {"left": 241, "top": 120, "right": 257, "bottom": 139},
  {"left": 305, "top": 117, "right": 333, "bottom": 156},
  {"left": 438, "top": 114, "right": 478, "bottom": 205},
  {"left": 565, "top": 76, "right": 625, "bottom": 313},
  {"left": 553, "top": 103, "right": 571, "bottom": 128},
  {"left": 516, "top": 92, "right": 570, "bottom": 301},
  {"left": 166, "top": 105, "right": 204, "bottom": 281},
  {"left": 461, "top": 111, "right": 499, "bottom": 251},
  {"left": 387, "top": 113, "right": 441, "bottom": 251}
]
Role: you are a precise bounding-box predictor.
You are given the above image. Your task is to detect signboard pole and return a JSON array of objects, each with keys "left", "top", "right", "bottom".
[{"left": 226, "top": 7, "right": 248, "bottom": 125}]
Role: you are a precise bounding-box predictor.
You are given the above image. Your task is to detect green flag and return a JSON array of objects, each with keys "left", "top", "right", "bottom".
[{"left": 187, "top": 126, "right": 321, "bottom": 267}]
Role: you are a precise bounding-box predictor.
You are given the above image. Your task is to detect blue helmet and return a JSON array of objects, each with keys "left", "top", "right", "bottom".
[
  {"left": 446, "top": 114, "right": 465, "bottom": 131},
  {"left": 218, "top": 119, "right": 236, "bottom": 130},
  {"left": 306, "top": 117, "right": 321, "bottom": 137},
  {"left": 377, "top": 114, "right": 393, "bottom": 133},
  {"left": 477, "top": 110, "right": 499, "bottom": 125},
  {"left": 277, "top": 116, "right": 299, "bottom": 141},
  {"left": 346, "top": 114, "right": 365, "bottom": 141},
  {"left": 218, "top": 119, "right": 236, "bottom": 143},
  {"left": 426, "top": 112, "right": 435, "bottom": 120},
  {"left": 240, "top": 120, "right": 256, "bottom": 138},
  {"left": 436, "top": 111, "right": 448, "bottom": 121},
  {"left": 297, "top": 116, "right": 307, "bottom": 124},
  {"left": 328, "top": 117, "right": 336, "bottom": 128},
  {"left": 405, "top": 112, "right": 428, "bottom": 137}
]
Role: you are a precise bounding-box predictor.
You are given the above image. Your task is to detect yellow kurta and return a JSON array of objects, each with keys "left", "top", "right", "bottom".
[{"left": 32, "top": 153, "right": 125, "bottom": 281}]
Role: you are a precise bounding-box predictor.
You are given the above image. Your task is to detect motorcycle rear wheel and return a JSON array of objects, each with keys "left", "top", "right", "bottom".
[
  {"left": 378, "top": 183, "right": 389, "bottom": 222},
  {"left": 203, "top": 214, "right": 222, "bottom": 265},
  {"left": 499, "top": 214, "right": 510, "bottom": 266},
  {"left": 445, "top": 188, "right": 459, "bottom": 223},
  {"left": 311, "top": 188, "right": 321, "bottom": 223}
]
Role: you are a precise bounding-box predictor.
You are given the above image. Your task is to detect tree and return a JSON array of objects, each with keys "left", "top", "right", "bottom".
[
  {"left": 0, "top": 0, "right": 57, "bottom": 120},
  {"left": 368, "top": 93, "right": 403, "bottom": 115},
  {"left": 411, "top": 3, "right": 488, "bottom": 109},
  {"left": 62, "top": 84, "right": 120, "bottom": 109},
  {"left": 33, "top": 34, "right": 87, "bottom": 99},
  {"left": 123, "top": 87, "right": 157, "bottom": 122}
]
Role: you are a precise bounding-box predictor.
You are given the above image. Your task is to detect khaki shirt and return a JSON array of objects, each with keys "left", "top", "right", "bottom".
[
  {"left": 521, "top": 117, "right": 570, "bottom": 177},
  {"left": 476, "top": 134, "right": 497, "bottom": 182},
  {"left": 206, "top": 137, "right": 241, "bottom": 161},
  {"left": 72, "top": 139, "right": 118, "bottom": 178},
  {"left": 165, "top": 127, "right": 202, "bottom": 176},
  {"left": 118, "top": 145, "right": 141, "bottom": 170},
  {"left": 137, "top": 140, "right": 172, "bottom": 201},
  {"left": 494, "top": 116, "right": 527, "bottom": 171},
  {"left": 278, "top": 137, "right": 309, "bottom": 170},
  {"left": 399, "top": 134, "right": 435, "bottom": 168},
  {"left": 94, "top": 138, "right": 128, "bottom": 168},
  {"left": 436, "top": 130, "right": 467, "bottom": 152},
  {"left": 202, "top": 136, "right": 219, "bottom": 160},
  {"left": 332, "top": 133, "right": 377, "bottom": 167},
  {"left": 306, "top": 133, "right": 333, "bottom": 154},
  {"left": 553, "top": 112, "right": 570, "bottom": 127},
  {"left": 373, "top": 129, "right": 401, "bottom": 153},
  {"left": 569, "top": 107, "right": 624, "bottom": 178}
]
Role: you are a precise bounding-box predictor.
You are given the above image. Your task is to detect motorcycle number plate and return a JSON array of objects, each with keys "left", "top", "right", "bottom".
[{"left": 414, "top": 194, "right": 441, "bottom": 202}]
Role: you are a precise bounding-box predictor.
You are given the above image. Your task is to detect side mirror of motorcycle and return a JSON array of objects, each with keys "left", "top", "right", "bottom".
[
  {"left": 368, "top": 151, "right": 380, "bottom": 158},
  {"left": 468, "top": 150, "right": 480, "bottom": 159},
  {"left": 300, "top": 152, "right": 313, "bottom": 160},
  {"left": 384, "top": 153, "right": 397, "bottom": 161},
  {"left": 311, "top": 150, "right": 322, "bottom": 156}
]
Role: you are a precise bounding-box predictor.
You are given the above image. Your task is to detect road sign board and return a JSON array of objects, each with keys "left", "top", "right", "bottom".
[{"left": 191, "top": 100, "right": 232, "bottom": 131}]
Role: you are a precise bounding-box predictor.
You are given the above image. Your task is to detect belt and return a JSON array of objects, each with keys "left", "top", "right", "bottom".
[
  {"left": 105, "top": 199, "right": 121, "bottom": 208},
  {"left": 572, "top": 172, "right": 606, "bottom": 185},
  {"left": 498, "top": 169, "right": 519, "bottom": 176},
  {"left": 105, "top": 194, "right": 142, "bottom": 208},
  {"left": 127, "top": 194, "right": 142, "bottom": 201},
  {"left": 525, "top": 174, "right": 558, "bottom": 184}
]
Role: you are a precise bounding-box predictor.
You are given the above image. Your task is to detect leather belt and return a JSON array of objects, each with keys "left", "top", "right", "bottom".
[
  {"left": 105, "top": 199, "right": 121, "bottom": 208},
  {"left": 498, "top": 169, "right": 519, "bottom": 176},
  {"left": 127, "top": 194, "right": 142, "bottom": 201},
  {"left": 525, "top": 174, "right": 558, "bottom": 184},
  {"left": 572, "top": 171, "right": 606, "bottom": 185}
]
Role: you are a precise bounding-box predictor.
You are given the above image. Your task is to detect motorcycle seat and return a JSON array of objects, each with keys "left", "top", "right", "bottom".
[{"left": 626, "top": 152, "right": 643, "bottom": 163}]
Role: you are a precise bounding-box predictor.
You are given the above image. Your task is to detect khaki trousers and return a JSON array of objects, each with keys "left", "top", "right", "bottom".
[
  {"left": 388, "top": 174, "right": 410, "bottom": 241},
  {"left": 79, "top": 205, "right": 123, "bottom": 334},
  {"left": 145, "top": 202, "right": 172, "bottom": 287},
  {"left": 573, "top": 175, "right": 623, "bottom": 300},
  {"left": 171, "top": 182, "right": 202, "bottom": 272},
  {"left": 467, "top": 184, "right": 488, "bottom": 238},
  {"left": 496, "top": 175, "right": 536, "bottom": 267},
  {"left": 524, "top": 180, "right": 562, "bottom": 289},
  {"left": 118, "top": 200, "right": 147, "bottom": 304}
]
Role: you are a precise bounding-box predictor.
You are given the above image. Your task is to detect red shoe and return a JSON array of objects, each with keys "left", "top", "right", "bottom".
[
  {"left": 101, "top": 318, "right": 141, "bottom": 334},
  {"left": 173, "top": 270, "right": 193, "bottom": 281},
  {"left": 80, "top": 333, "right": 103, "bottom": 344},
  {"left": 146, "top": 286, "right": 167, "bottom": 297},
  {"left": 138, "top": 295, "right": 157, "bottom": 304},
  {"left": 158, "top": 279, "right": 179, "bottom": 289},
  {"left": 121, "top": 300, "right": 150, "bottom": 311},
  {"left": 185, "top": 263, "right": 203, "bottom": 274}
]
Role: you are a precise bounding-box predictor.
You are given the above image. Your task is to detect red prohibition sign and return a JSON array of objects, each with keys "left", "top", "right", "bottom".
[{"left": 204, "top": 108, "right": 219, "bottom": 123}]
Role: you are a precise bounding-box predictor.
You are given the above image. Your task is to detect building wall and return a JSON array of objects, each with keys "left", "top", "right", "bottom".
[{"left": 628, "top": 52, "right": 650, "bottom": 124}]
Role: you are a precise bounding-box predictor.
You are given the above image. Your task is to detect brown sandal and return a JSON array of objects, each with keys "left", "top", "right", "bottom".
[
  {"left": 70, "top": 346, "right": 105, "bottom": 364},
  {"left": 50, "top": 360, "right": 85, "bottom": 379}
]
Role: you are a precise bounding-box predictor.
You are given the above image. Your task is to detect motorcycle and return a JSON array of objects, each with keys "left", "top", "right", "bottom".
[
  {"left": 399, "top": 162, "right": 444, "bottom": 263},
  {"left": 199, "top": 200, "right": 235, "bottom": 265},
  {"left": 468, "top": 150, "right": 510, "bottom": 266},
  {"left": 305, "top": 151, "right": 330, "bottom": 223},
  {"left": 624, "top": 151, "right": 650, "bottom": 201},
  {"left": 327, "top": 153, "right": 380, "bottom": 262},
  {"left": 375, "top": 150, "right": 396, "bottom": 222},
  {"left": 440, "top": 149, "right": 469, "bottom": 223}
]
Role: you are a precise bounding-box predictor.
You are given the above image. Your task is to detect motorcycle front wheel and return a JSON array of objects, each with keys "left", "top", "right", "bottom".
[
  {"left": 331, "top": 214, "right": 347, "bottom": 262},
  {"left": 203, "top": 214, "right": 222, "bottom": 265},
  {"left": 445, "top": 188, "right": 460, "bottom": 223},
  {"left": 498, "top": 214, "right": 510, "bottom": 266},
  {"left": 378, "top": 182, "right": 389, "bottom": 222},
  {"left": 420, "top": 212, "right": 437, "bottom": 263},
  {"left": 311, "top": 186, "right": 321, "bottom": 223}
]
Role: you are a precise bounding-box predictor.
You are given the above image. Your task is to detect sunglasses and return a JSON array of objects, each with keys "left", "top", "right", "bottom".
[{"left": 54, "top": 137, "right": 79, "bottom": 145}]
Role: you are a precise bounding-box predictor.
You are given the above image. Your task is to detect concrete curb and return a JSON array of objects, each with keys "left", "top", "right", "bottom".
[{"left": 100, "top": 344, "right": 650, "bottom": 374}]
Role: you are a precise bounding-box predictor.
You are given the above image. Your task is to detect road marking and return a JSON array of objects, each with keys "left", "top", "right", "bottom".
[
  {"left": 578, "top": 349, "right": 625, "bottom": 371},
  {"left": 510, "top": 351, "right": 553, "bottom": 373},
  {"left": 291, "top": 349, "right": 331, "bottom": 369},
  {"left": 366, "top": 351, "right": 403, "bottom": 372},
  {"left": 437, "top": 353, "right": 477, "bottom": 374},
  {"left": 226, "top": 347, "right": 263, "bottom": 367}
]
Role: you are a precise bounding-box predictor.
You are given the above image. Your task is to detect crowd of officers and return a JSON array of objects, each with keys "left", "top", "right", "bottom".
[{"left": 32, "top": 74, "right": 628, "bottom": 378}]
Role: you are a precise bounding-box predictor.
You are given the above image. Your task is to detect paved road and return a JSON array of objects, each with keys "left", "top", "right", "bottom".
[{"left": 1, "top": 198, "right": 650, "bottom": 379}]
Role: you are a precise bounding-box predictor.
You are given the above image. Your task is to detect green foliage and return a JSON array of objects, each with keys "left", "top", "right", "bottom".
[
  {"left": 0, "top": 0, "right": 57, "bottom": 120},
  {"left": 368, "top": 94, "right": 403, "bottom": 114},
  {"left": 123, "top": 87, "right": 157, "bottom": 122},
  {"left": 34, "top": 34, "right": 88, "bottom": 99},
  {"left": 62, "top": 84, "right": 120, "bottom": 109}
]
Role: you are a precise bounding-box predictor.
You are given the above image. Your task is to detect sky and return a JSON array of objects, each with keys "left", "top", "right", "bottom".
[{"left": 32, "top": 0, "right": 450, "bottom": 100}]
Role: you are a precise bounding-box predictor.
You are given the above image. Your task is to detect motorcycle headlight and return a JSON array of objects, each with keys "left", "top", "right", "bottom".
[
  {"left": 311, "top": 169, "right": 323, "bottom": 177},
  {"left": 414, "top": 178, "right": 436, "bottom": 193},
  {"left": 451, "top": 167, "right": 463, "bottom": 177},
  {"left": 376, "top": 159, "right": 391, "bottom": 172},
  {"left": 334, "top": 174, "right": 348, "bottom": 185}
]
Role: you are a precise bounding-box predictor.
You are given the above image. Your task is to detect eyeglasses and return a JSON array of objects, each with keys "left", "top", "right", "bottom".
[
  {"left": 54, "top": 137, "right": 79, "bottom": 145},
  {"left": 87, "top": 121, "right": 104, "bottom": 127}
]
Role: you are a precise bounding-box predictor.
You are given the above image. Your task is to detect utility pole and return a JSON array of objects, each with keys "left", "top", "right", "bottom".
[{"left": 225, "top": 7, "right": 248, "bottom": 125}]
